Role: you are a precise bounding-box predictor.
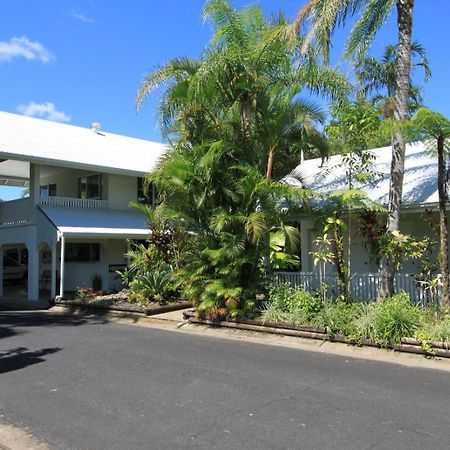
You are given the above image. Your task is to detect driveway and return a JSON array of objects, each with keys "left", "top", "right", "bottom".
[{"left": 1, "top": 310, "right": 450, "bottom": 450}]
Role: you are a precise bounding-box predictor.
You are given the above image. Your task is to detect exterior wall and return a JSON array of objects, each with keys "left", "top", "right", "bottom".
[
  {"left": 300, "top": 210, "right": 447, "bottom": 275},
  {"left": 62, "top": 238, "right": 127, "bottom": 293},
  {"left": 107, "top": 174, "right": 137, "bottom": 209},
  {"left": 40, "top": 168, "right": 139, "bottom": 209},
  {"left": 40, "top": 168, "right": 108, "bottom": 200}
]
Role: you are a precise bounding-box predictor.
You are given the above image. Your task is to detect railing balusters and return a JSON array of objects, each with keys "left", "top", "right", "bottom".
[
  {"left": 39, "top": 196, "right": 108, "bottom": 209},
  {"left": 274, "top": 271, "right": 440, "bottom": 305}
]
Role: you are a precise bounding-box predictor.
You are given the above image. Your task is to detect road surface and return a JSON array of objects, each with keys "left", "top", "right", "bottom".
[{"left": 0, "top": 310, "right": 449, "bottom": 449}]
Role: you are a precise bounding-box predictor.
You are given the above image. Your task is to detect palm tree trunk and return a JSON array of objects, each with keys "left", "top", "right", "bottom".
[
  {"left": 379, "top": 0, "right": 414, "bottom": 299},
  {"left": 437, "top": 134, "right": 450, "bottom": 306},
  {"left": 240, "top": 92, "right": 252, "bottom": 141},
  {"left": 263, "top": 146, "right": 276, "bottom": 280},
  {"left": 266, "top": 146, "right": 275, "bottom": 179}
]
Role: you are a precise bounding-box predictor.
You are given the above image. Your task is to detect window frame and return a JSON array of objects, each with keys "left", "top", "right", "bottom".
[
  {"left": 65, "top": 243, "right": 100, "bottom": 263},
  {"left": 78, "top": 174, "right": 103, "bottom": 200}
]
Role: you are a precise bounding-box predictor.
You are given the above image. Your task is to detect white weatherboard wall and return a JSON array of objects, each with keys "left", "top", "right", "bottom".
[
  {"left": 300, "top": 210, "right": 445, "bottom": 275},
  {"left": 40, "top": 168, "right": 108, "bottom": 200},
  {"left": 62, "top": 239, "right": 128, "bottom": 292},
  {"left": 107, "top": 174, "right": 137, "bottom": 209}
]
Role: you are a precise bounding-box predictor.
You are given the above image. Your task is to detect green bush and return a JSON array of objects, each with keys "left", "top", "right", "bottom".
[
  {"left": 292, "top": 289, "right": 323, "bottom": 320},
  {"left": 261, "top": 288, "right": 429, "bottom": 347},
  {"left": 352, "top": 303, "right": 378, "bottom": 342},
  {"left": 373, "top": 292, "right": 422, "bottom": 345},
  {"left": 129, "top": 263, "right": 175, "bottom": 304},
  {"left": 353, "top": 292, "right": 422, "bottom": 346},
  {"left": 415, "top": 316, "right": 450, "bottom": 351},
  {"left": 312, "top": 302, "right": 361, "bottom": 337},
  {"left": 260, "top": 284, "right": 323, "bottom": 325}
]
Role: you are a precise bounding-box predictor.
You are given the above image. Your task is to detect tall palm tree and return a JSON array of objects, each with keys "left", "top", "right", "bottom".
[
  {"left": 295, "top": 0, "right": 416, "bottom": 297},
  {"left": 356, "top": 42, "right": 431, "bottom": 117},
  {"left": 136, "top": 0, "right": 338, "bottom": 316},
  {"left": 411, "top": 108, "right": 450, "bottom": 306},
  {"left": 254, "top": 85, "right": 328, "bottom": 180}
]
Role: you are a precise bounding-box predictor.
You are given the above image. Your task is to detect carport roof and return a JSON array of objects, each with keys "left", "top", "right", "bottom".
[{"left": 40, "top": 206, "right": 150, "bottom": 239}]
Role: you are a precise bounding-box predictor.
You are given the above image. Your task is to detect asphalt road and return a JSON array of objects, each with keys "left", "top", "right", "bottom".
[{"left": 1, "top": 311, "right": 450, "bottom": 450}]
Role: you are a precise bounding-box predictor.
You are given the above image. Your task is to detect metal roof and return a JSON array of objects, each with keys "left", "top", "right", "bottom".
[
  {"left": 283, "top": 142, "right": 439, "bottom": 206},
  {"left": 40, "top": 206, "right": 150, "bottom": 238},
  {"left": 0, "top": 111, "right": 167, "bottom": 176}
]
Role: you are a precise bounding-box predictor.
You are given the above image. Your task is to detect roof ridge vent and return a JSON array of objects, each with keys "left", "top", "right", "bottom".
[{"left": 90, "top": 122, "right": 101, "bottom": 133}]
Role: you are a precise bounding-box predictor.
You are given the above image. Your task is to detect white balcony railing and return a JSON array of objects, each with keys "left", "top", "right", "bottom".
[
  {"left": 39, "top": 196, "right": 108, "bottom": 209},
  {"left": 0, "top": 198, "right": 34, "bottom": 226}
]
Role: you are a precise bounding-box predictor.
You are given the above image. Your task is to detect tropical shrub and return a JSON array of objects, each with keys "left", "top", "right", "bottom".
[
  {"left": 312, "top": 301, "right": 361, "bottom": 337},
  {"left": 129, "top": 264, "right": 175, "bottom": 304},
  {"left": 415, "top": 316, "right": 450, "bottom": 354},
  {"left": 135, "top": 0, "right": 349, "bottom": 318},
  {"left": 373, "top": 292, "right": 422, "bottom": 345},
  {"left": 353, "top": 292, "right": 422, "bottom": 345},
  {"left": 261, "top": 284, "right": 322, "bottom": 325},
  {"left": 261, "top": 287, "right": 433, "bottom": 348}
]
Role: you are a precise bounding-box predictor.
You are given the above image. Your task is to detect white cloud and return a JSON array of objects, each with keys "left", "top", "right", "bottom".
[
  {"left": 17, "top": 102, "right": 71, "bottom": 123},
  {"left": 0, "top": 36, "right": 54, "bottom": 63},
  {"left": 70, "top": 11, "right": 94, "bottom": 23}
]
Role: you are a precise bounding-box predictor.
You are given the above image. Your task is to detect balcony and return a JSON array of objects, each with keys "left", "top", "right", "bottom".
[
  {"left": 39, "top": 196, "right": 109, "bottom": 209},
  {"left": 0, "top": 196, "right": 109, "bottom": 227}
]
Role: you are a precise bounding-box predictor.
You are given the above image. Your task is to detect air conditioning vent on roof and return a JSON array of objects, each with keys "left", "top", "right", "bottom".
[{"left": 90, "top": 122, "right": 101, "bottom": 133}]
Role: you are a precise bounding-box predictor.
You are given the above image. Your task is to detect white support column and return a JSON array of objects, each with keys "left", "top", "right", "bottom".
[
  {"left": 27, "top": 231, "right": 39, "bottom": 301},
  {"left": 0, "top": 247, "right": 3, "bottom": 298},
  {"left": 59, "top": 234, "right": 65, "bottom": 299},
  {"left": 29, "top": 163, "right": 41, "bottom": 205},
  {"left": 51, "top": 239, "right": 57, "bottom": 300}
]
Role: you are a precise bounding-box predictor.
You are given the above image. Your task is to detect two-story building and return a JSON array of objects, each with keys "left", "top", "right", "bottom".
[{"left": 0, "top": 111, "right": 166, "bottom": 302}]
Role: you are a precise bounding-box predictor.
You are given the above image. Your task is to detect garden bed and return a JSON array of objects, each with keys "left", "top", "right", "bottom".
[
  {"left": 183, "top": 310, "right": 450, "bottom": 358},
  {"left": 55, "top": 291, "right": 191, "bottom": 316}
]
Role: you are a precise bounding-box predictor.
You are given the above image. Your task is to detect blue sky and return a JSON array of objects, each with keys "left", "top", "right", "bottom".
[{"left": 0, "top": 0, "right": 449, "bottom": 200}]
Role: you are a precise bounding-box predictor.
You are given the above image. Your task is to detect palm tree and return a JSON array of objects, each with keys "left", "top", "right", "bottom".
[
  {"left": 295, "top": 0, "right": 416, "bottom": 297},
  {"left": 254, "top": 85, "right": 328, "bottom": 180},
  {"left": 356, "top": 42, "right": 431, "bottom": 118},
  {"left": 411, "top": 108, "right": 450, "bottom": 306},
  {"left": 135, "top": 0, "right": 352, "bottom": 316}
]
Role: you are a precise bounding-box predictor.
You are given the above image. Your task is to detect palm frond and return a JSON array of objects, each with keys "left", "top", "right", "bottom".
[{"left": 346, "top": 0, "right": 395, "bottom": 59}]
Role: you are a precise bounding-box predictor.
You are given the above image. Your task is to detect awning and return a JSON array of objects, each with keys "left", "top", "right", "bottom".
[{"left": 40, "top": 205, "right": 150, "bottom": 239}]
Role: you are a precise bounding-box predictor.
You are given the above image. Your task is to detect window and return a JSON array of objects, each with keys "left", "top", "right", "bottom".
[
  {"left": 137, "top": 178, "right": 159, "bottom": 205},
  {"left": 65, "top": 243, "right": 100, "bottom": 262},
  {"left": 78, "top": 174, "right": 102, "bottom": 200},
  {"left": 2, "top": 248, "right": 27, "bottom": 266},
  {"left": 3, "top": 249, "right": 19, "bottom": 267},
  {"left": 40, "top": 183, "right": 57, "bottom": 197}
]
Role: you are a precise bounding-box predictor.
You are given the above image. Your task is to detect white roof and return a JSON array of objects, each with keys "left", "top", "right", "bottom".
[
  {"left": 41, "top": 206, "right": 149, "bottom": 238},
  {"left": 283, "top": 142, "right": 438, "bottom": 207},
  {"left": 0, "top": 111, "right": 167, "bottom": 176}
]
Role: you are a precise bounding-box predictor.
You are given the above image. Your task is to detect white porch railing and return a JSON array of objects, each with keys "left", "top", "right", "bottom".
[
  {"left": 0, "top": 198, "right": 34, "bottom": 226},
  {"left": 39, "top": 196, "right": 108, "bottom": 209},
  {"left": 273, "top": 272, "right": 440, "bottom": 306}
]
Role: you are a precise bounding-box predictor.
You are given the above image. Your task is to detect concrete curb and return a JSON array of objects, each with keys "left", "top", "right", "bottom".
[
  {"left": 0, "top": 419, "right": 51, "bottom": 450},
  {"left": 53, "top": 300, "right": 191, "bottom": 316},
  {"left": 48, "top": 305, "right": 187, "bottom": 329}
]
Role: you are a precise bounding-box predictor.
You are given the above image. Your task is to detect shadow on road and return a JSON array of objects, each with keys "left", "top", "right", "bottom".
[
  {"left": 0, "top": 346, "right": 62, "bottom": 374},
  {"left": 0, "top": 311, "right": 107, "bottom": 342}
]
